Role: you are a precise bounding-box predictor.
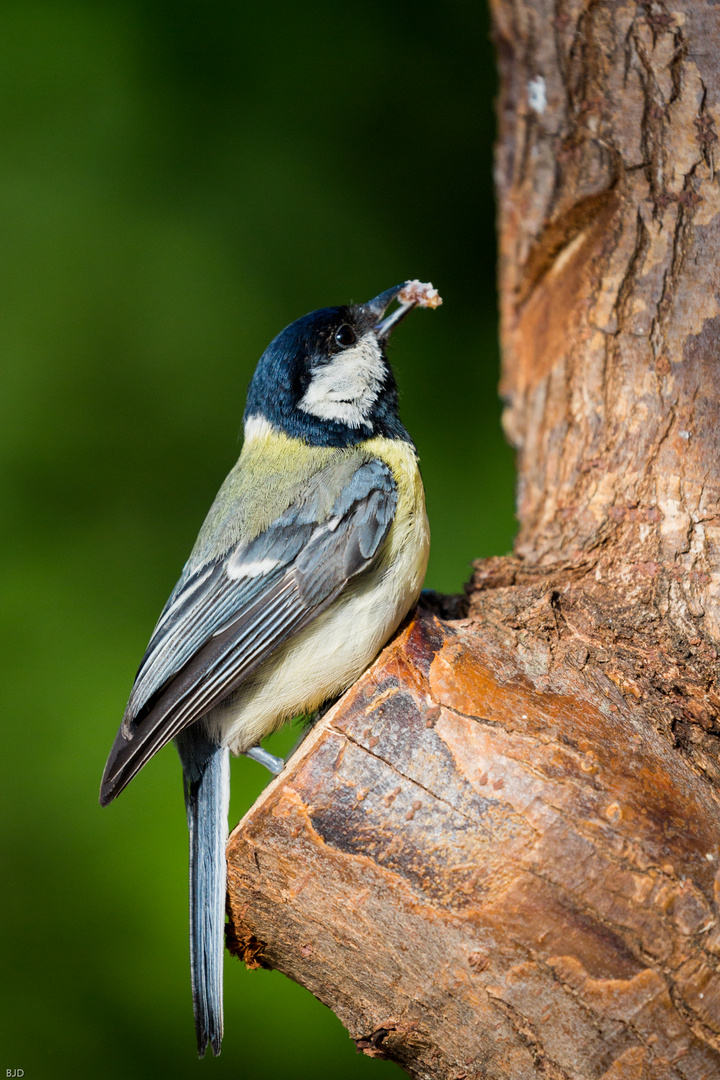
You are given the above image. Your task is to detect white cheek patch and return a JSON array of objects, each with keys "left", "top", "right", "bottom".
[{"left": 299, "top": 334, "right": 385, "bottom": 428}]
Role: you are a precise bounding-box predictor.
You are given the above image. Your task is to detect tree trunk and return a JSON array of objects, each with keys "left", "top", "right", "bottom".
[{"left": 225, "top": 1, "right": 720, "bottom": 1076}]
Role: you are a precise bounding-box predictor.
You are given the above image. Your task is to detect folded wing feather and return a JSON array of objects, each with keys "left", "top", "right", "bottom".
[{"left": 100, "top": 458, "right": 397, "bottom": 805}]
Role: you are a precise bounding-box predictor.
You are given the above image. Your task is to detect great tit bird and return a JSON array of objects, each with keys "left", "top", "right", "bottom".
[{"left": 100, "top": 280, "right": 440, "bottom": 1057}]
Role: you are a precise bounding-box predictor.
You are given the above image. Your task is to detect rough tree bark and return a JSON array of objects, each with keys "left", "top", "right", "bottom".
[{"left": 225, "top": 1, "right": 720, "bottom": 1077}]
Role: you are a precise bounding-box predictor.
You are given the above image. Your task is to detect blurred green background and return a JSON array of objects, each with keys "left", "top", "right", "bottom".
[{"left": 0, "top": 1, "right": 515, "bottom": 1077}]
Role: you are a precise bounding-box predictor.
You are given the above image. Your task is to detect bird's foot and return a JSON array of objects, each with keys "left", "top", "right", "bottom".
[
  {"left": 287, "top": 694, "right": 342, "bottom": 755},
  {"left": 242, "top": 745, "right": 285, "bottom": 775},
  {"left": 304, "top": 693, "right": 342, "bottom": 728}
]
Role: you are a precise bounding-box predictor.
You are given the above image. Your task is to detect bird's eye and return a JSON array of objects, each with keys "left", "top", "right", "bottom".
[{"left": 334, "top": 325, "right": 356, "bottom": 348}]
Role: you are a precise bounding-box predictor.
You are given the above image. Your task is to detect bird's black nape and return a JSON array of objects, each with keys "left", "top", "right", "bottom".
[{"left": 243, "top": 292, "right": 414, "bottom": 448}]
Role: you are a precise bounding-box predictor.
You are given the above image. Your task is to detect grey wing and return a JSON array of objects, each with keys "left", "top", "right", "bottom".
[{"left": 100, "top": 458, "right": 397, "bottom": 805}]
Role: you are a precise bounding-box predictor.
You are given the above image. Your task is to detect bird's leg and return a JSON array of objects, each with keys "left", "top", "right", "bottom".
[
  {"left": 243, "top": 695, "right": 343, "bottom": 776},
  {"left": 242, "top": 746, "right": 285, "bottom": 774}
]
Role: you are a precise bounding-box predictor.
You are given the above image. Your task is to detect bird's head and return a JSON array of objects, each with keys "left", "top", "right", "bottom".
[{"left": 243, "top": 282, "right": 434, "bottom": 447}]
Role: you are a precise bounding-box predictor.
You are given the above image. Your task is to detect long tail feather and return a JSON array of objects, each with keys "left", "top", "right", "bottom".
[{"left": 175, "top": 728, "right": 230, "bottom": 1057}]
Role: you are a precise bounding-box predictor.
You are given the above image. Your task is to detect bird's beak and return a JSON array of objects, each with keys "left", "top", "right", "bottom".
[{"left": 364, "top": 282, "right": 416, "bottom": 341}]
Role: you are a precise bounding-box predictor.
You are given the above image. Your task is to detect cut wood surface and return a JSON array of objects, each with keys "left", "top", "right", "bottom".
[
  {"left": 227, "top": 606, "right": 720, "bottom": 1079},
  {"left": 226, "top": 0, "right": 720, "bottom": 1075}
]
